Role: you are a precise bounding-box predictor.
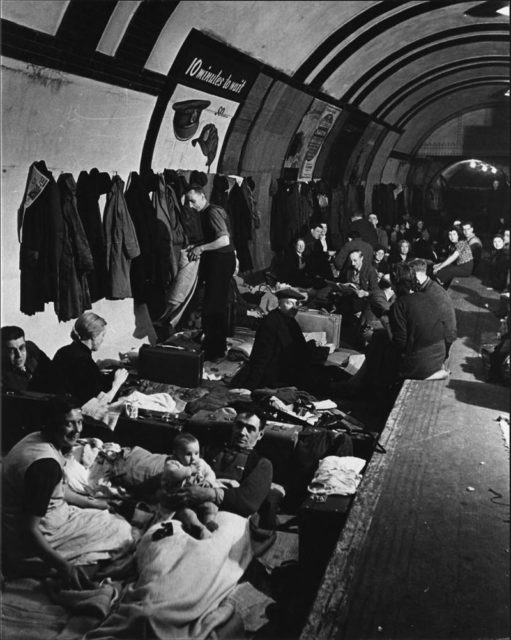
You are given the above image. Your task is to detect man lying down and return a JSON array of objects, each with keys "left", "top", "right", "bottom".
[{"left": 3, "top": 403, "right": 275, "bottom": 639}]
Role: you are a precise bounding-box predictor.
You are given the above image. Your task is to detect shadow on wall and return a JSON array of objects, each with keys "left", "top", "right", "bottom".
[{"left": 446, "top": 379, "right": 509, "bottom": 413}]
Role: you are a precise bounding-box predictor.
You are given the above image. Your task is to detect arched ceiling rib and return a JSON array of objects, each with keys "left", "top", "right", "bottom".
[{"left": 375, "top": 58, "right": 509, "bottom": 119}]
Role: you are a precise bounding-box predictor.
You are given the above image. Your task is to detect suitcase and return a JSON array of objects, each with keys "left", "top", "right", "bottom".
[
  {"left": 256, "top": 421, "right": 303, "bottom": 486},
  {"left": 137, "top": 344, "right": 204, "bottom": 388},
  {"left": 295, "top": 309, "right": 342, "bottom": 348}
]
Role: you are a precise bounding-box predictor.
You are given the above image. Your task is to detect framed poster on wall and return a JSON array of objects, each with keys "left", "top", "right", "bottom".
[{"left": 151, "top": 30, "right": 259, "bottom": 174}]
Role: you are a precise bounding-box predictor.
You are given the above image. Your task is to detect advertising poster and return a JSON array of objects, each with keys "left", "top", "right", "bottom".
[
  {"left": 152, "top": 30, "right": 258, "bottom": 174},
  {"left": 283, "top": 100, "right": 341, "bottom": 181}
]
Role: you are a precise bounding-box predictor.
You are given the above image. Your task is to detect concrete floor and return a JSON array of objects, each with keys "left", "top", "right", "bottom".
[{"left": 303, "top": 276, "right": 510, "bottom": 640}]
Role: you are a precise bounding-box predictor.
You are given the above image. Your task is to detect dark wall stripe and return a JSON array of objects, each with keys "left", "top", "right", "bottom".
[
  {"left": 344, "top": 24, "right": 509, "bottom": 104},
  {"left": 396, "top": 77, "right": 507, "bottom": 128},
  {"left": 293, "top": 0, "right": 410, "bottom": 82},
  {"left": 310, "top": 0, "right": 469, "bottom": 89},
  {"left": 115, "top": 1, "right": 180, "bottom": 68},
  {"left": 376, "top": 58, "right": 509, "bottom": 119},
  {"left": 1, "top": 19, "right": 166, "bottom": 95},
  {"left": 56, "top": 0, "right": 117, "bottom": 51}
]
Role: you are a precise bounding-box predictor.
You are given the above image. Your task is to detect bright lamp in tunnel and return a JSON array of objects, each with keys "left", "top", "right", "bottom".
[
  {"left": 497, "top": 4, "right": 509, "bottom": 15},
  {"left": 469, "top": 160, "right": 477, "bottom": 169},
  {"left": 481, "top": 165, "right": 488, "bottom": 172},
  {"left": 491, "top": 167, "right": 498, "bottom": 174}
]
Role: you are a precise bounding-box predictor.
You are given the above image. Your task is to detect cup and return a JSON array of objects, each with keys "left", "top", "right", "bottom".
[{"left": 125, "top": 402, "right": 139, "bottom": 419}]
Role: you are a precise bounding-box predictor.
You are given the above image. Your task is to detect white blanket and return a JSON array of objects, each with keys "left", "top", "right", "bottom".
[{"left": 85, "top": 511, "right": 254, "bottom": 639}]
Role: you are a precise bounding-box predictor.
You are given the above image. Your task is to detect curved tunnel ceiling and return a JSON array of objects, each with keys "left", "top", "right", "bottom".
[{"left": 1, "top": 0, "right": 509, "bottom": 169}]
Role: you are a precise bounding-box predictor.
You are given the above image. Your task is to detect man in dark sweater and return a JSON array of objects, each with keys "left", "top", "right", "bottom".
[
  {"left": 1, "top": 326, "right": 51, "bottom": 392},
  {"left": 174, "top": 407, "right": 274, "bottom": 522}
]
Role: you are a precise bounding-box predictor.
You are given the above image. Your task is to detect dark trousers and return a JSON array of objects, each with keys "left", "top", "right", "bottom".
[
  {"left": 200, "top": 251, "right": 236, "bottom": 358},
  {"left": 436, "top": 260, "right": 473, "bottom": 289}
]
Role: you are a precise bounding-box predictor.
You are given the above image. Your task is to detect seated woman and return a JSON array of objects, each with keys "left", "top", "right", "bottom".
[
  {"left": 388, "top": 238, "right": 414, "bottom": 265},
  {"left": 51, "top": 311, "right": 129, "bottom": 406},
  {"left": 1, "top": 396, "right": 133, "bottom": 588},
  {"left": 489, "top": 234, "right": 509, "bottom": 292},
  {"left": 433, "top": 226, "right": 473, "bottom": 289}
]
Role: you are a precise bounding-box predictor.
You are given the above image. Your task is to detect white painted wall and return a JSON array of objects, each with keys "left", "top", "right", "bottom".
[{"left": 1, "top": 58, "right": 157, "bottom": 359}]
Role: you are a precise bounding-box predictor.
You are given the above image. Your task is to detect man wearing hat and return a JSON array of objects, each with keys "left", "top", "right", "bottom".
[
  {"left": 186, "top": 187, "right": 236, "bottom": 361},
  {"left": 231, "top": 288, "right": 344, "bottom": 393}
]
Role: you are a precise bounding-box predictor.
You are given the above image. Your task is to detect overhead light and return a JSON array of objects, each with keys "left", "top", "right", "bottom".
[
  {"left": 497, "top": 4, "right": 509, "bottom": 15},
  {"left": 481, "top": 165, "right": 488, "bottom": 172},
  {"left": 469, "top": 160, "right": 477, "bottom": 168},
  {"left": 491, "top": 167, "right": 498, "bottom": 174}
]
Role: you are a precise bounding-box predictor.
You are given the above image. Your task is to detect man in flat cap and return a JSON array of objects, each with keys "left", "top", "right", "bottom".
[{"left": 231, "top": 288, "right": 345, "bottom": 393}]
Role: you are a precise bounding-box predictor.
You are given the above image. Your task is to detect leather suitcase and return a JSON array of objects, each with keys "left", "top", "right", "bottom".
[
  {"left": 256, "top": 421, "right": 303, "bottom": 486},
  {"left": 138, "top": 344, "right": 204, "bottom": 388},
  {"left": 295, "top": 309, "right": 342, "bottom": 348}
]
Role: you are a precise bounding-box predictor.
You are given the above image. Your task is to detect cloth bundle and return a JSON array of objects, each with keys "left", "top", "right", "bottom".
[{"left": 310, "top": 455, "right": 366, "bottom": 496}]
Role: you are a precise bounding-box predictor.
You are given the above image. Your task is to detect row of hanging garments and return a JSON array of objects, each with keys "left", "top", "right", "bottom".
[
  {"left": 269, "top": 178, "right": 349, "bottom": 253},
  {"left": 370, "top": 183, "right": 411, "bottom": 228},
  {"left": 17, "top": 162, "right": 259, "bottom": 321}
]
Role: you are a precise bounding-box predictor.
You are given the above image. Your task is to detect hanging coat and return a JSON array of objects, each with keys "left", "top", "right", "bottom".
[
  {"left": 228, "top": 181, "right": 254, "bottom": 272},
  {"left": 125, "top": 171, "right": 165, "bottom": 318},
  {"left": 18, "top": 161, "right": 64, "bottom": 315},
  {"left": 103, "top": 176, "right": 141, "bottom": 299},
  {"left": 56, "top": 173, "right": 94, "bottom": 322},
  {"left": 75, "top": 169, "right": 110, "bottom": 302}
]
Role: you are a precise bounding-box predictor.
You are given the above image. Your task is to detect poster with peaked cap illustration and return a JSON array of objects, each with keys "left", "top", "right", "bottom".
[{"left": 151, "top": 30, "right": 258, "bottom": 174}]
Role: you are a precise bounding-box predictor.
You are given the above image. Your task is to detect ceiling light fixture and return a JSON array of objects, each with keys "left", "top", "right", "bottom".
[
  {"left": 491, "top": 167, "right": 498, "bottom": 174},
  {"left": 469, "top": 160, "right": 477, "bottom": 168},
  {"left": 481, "top": 165, "right": 488, "bottom": 172},
  {"left": 497, "top": 4, "right": 509, "bottom": 15}
]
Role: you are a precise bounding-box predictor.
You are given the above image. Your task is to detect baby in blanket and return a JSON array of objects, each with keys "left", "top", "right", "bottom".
[{"left": 159, "top": 433, "right": 220, "bottom": 540}]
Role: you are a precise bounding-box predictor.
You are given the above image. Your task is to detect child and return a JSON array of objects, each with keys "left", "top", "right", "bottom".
[{"left": 159, "top": 433, "right": 220, "bottom": 539}]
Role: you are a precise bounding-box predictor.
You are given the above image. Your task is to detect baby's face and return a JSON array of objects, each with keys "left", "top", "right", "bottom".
[{"left": 175, "top": 442, "right": 200, "bottom": 466}]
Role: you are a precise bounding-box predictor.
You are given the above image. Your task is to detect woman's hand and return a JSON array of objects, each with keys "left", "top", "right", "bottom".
[
  {"left": 58, "top": 561, "right": 95, "bottom": 590},
  {"left": 432, "top": 263, "right": 442, "bottom": 274}
]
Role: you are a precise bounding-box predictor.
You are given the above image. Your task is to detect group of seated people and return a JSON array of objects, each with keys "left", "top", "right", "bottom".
[{"left": 2, "top": 389, "right": 275, "bottom": 591}]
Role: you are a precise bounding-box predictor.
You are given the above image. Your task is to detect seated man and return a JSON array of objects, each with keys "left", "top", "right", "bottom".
[
  {"left": 461, "top": 221, "right": 483, "bottom": 270},
  {"left": 303, "top": 220, "right": 333, "bottom": 280},
  {"left": 1, "top": 326, "right": 51, "bottom": 392},
  {"left": 331, "top": 250, "right": 383, "bottom": 326},
  {"left": 334, "top": 230, "right": 374, "bottom": 276},
  {"left": 174, "top": 406, "right": 276, "bottom": 529}
]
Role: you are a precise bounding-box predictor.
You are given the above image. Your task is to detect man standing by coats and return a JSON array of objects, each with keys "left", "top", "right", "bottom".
[{"left": 186, "top": 187, "right": 236, "bottom": 361}]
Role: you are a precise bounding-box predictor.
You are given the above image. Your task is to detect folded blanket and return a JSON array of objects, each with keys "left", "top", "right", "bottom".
[
  {"left": 85, "top": 512, "right": 254, "bottom": 640},
  {"left": 311, "top": 455, "right": 366, "bottom": 496}
]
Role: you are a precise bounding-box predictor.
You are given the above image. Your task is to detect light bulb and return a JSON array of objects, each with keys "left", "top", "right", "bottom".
[
  {"left": 491, "top": 167, "right": 498, "bottom": 174},
  {"left": 469, "top": 161, "right": 476, "bottom": 169},
  {"left": 497, "top": 5, "right": 509, "bottom": 16},
  {"left": 481, "top": 165, "right": 488, "bottom": 172}
]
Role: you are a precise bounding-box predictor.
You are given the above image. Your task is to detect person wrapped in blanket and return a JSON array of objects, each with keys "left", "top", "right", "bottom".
[{"left": 1, "top": 396, "right": 133, "bottom": 589}]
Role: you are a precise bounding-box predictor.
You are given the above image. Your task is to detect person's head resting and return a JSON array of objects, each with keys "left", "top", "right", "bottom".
[
  {"left": 368, "top": 213, "right": 379, "bottom": 227},
  {"left": 447, "top": 227, "right": 461, "bottom": 244},
  {"left": 349, "top": 249, "right": 364, "bottom": 271},
  {"left": 398, "top": 238, "right": 410, "bottom": 255},
  {"left": 172, "top": 432, "right": 200, "bottom": 467},
  {"left": 493, "top": 234, "right": 505, "bottom": 251},
  {"left": 2, "top": 326, "right": 27, "bottom": 371},
  {"left": 71, "top": 312, "right": 107, "bottom": 352},
  {"left": 390, "top": 262, "right": 417, "bottom": 296},
  {"left": 462, "top": 221, "right": 475, "bottom": 240},
  {"left": 409, "top": 258, "right": 428, "bottom": 285},
  {"left": 276, "top": 288, "right": 306, "bottom": 317},
  {"left": 185, "top": 186, "right": 208, "bottom": 212},
  {"left": 231, "top": 405, "right": 267, "bottom": 451},
  {"left": 43, "top": 395, "right": 83, "bottom": 452}
]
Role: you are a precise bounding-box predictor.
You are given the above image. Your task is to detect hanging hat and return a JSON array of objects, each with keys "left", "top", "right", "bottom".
[
  {"left": 275, "top": 288, "right": 306, "bottom": 301},
  {"left": 189, "top": 170, "right": 208, "bottom": 187},
  {"left": 172, "top": 99, "right": 211, "bottom": 141}
]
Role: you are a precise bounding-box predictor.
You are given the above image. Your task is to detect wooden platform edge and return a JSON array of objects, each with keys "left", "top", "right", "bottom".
[{"left": 300, "top": 378, "right": 441, "bottom": 640}]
